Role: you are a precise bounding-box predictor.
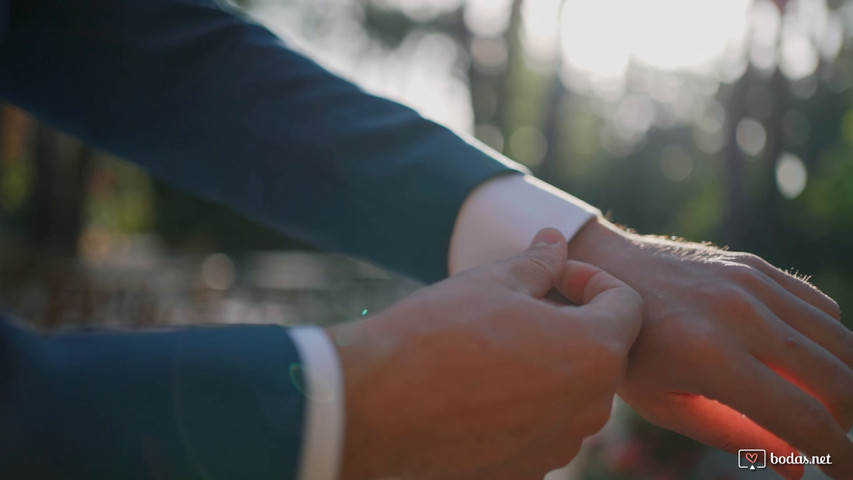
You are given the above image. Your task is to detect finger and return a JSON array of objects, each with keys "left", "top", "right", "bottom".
[
  {"left": 625, "top": 392, "right": 804, "bottom": 480},
  {"left": 502, "top": 228, "right": 568, "bottom": 297},
  {"left": 707, "top": 356, "right": 853, "bottom": 479},
  {"left": 750, "top": 308, "right": 853, "bottom": 429},
  {"left": 743, "top": 254, "right": 842, "bottom": 321},
  {"left": 742, "top": 266, "right": 853, "bottom": 371},
  {"left": 555, "top": 260, "right": 642, "bottom": 345}
]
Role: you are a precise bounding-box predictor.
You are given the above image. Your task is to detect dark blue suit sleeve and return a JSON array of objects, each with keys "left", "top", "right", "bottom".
[
  {"left": 0, "top": 316, "right": 308, "bottom": 479},
  {"left": 0, "top": 0, "right": 523, "bottom": 283}
]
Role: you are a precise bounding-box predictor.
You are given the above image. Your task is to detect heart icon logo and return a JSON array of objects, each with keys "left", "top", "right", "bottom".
[{"left": 745, "top": 452, "right": 758, "bottom": 464}]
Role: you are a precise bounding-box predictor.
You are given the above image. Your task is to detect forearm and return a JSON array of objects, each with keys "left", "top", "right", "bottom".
[
  {"left": 564, "top": 216, "right": 642, "bottom": 275},
  {"left": 0, "top": 0, "right": 521, "bottom": 283},
  {"left": 0, "top": 320, "right": 317, "bottom": 479}
]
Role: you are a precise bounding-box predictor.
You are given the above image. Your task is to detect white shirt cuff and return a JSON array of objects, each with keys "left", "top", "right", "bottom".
[
  {"left": 449, "top": 174, "right": 600, "bottom": 274},
  {"left": 288, "top": 326, "right": 344, "bottom": 480}
]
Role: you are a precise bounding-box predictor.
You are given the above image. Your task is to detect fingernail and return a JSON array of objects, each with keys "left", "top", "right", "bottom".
[{"left": 532, "top": 228, "right": 564, "bottom": 246}]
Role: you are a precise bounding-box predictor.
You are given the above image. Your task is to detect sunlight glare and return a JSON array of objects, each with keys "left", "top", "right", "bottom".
[
  {"left": 559, "top": 0, "right": 751, "bottom": 78},
  {"left": 465, "top": 0, "right": 513, "bottom": 37}
]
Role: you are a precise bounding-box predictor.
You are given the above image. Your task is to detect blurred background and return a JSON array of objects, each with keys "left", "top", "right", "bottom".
[{"left": 1, "top": 0, "right": 851, "bottom": 478}]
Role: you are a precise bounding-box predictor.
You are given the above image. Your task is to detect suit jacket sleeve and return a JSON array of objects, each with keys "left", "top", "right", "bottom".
[
  {"left": 0, "top": 0, "right": 525, "bottom": 283},
  {"left": 0, "top": 316, "right": 309, "bottom": 479}
]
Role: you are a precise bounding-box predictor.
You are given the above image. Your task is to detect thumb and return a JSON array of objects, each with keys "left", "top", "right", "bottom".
[
  {"left": 556, "top": 260, "right": 643, "bottom": 345},
  {"left": 502, "top": 228, "right": 568, "bottom": 297}
]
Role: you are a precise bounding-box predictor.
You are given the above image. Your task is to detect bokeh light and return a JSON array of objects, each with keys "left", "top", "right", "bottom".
[
  {"left": 201, "top": 253, "right": 236, "bottom": 291},
  {"left": 736, "top": 117, "right": 767, "bottom": 156},
  {"left": 775, "top": 152, "right": 808, "bottom": 198}
]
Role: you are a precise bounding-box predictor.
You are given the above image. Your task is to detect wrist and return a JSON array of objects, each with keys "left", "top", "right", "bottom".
[
  {"left": 324, "top": 319, "right": 403, "bottom": 480},
  {"left": 566, "top": 216, "right": 638, "bottom": 271},
  {"left": 323, "top": 325, "right": 372, "bottom": 480}
]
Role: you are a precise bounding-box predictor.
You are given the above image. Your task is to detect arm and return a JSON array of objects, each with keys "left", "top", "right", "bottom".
[
  {"left": 0, "top": 317, "right": 318, "bottom": 479},
  {"left": 450, "top": 174, "right": 853, "bottom": 480},
  {"left": 0, "top": 0, "right": 522, "bottom": 283},
  {"left": 0, "top": 1, "right": 522, "bottom": 478}
]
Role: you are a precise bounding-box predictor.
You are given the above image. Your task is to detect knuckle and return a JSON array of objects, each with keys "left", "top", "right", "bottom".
[
  {"left": 737, "top": 252, "right": 765, "bottom": 268},
  {"left": 463, "top": 266, "right": 502, "bottom": 290},
  {"left": 726, "top": 263, "right": 764, "bottom": 288},
  {"left": 714, "top": 287, "right": 762, "bottom": 320},
  {"left": 490, "top": 266, "right": 525, "bottom": 293},
  {"left": 519, "top": 252, "right": 558, "bottom": 280},
  {"left": 712, "top": 284, "right": 745, "bottom": 302},
  {"left": 585, "top": 268, "right": 613, "bottom": 291},
  {"left": 780, "top": 335, "right": 804, "bottom": 355}
]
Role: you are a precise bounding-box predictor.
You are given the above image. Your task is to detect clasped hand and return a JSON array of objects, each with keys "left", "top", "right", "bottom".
[{"left": 331, "top": 229, "right": 642, "bottom": 480}]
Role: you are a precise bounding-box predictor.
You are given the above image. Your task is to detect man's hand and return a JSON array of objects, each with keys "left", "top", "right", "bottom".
[
  {"left": 329, "top": 229, "right": 642, "bottom": 480},
  {"left": 567, "top": 217, "right": 853, "bottom": 480}
]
